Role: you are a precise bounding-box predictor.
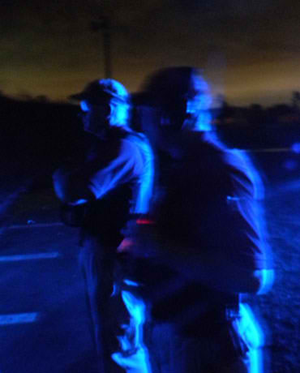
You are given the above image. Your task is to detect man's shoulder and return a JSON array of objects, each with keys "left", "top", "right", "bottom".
[
  {"left": 224, "top": 148, "right": 264, "bottom": 197},
  {"left": 122, "top": 130, "right": 152, "bottom": 157},
  {"left": 112, "top": 133, "right": 150, "bottom": 169},
  {"left": 119, "top": 137, "right": 141, "bottom": 155},
  {"left": 123, "top": 128, "right": 149, "bottom": 144},
  {"left": 192, "top": 132, "right": 264, "bottom": 198}
]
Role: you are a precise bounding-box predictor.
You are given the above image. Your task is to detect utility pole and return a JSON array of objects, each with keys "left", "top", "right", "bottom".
[
  {"left": 91, "top": 16, "right": 112, "bottom": 79},
  {"left": 101, "top": 17, "right": 112, "bottom": 79},
  {"left": 91, "top": 0, "right": 112, "bottom": 79}
]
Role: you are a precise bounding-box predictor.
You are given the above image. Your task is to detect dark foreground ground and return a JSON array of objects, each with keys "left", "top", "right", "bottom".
[{"left": 1, "top": 149, "right": 300, "bottom": 373}]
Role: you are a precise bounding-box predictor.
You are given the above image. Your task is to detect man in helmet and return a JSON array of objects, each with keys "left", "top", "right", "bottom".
[
  {"left": 119, "top": 67, "right": 274, "bottom": 373},
  {"left": 53, "top": 78, "right": 154, "bottom": 373}
]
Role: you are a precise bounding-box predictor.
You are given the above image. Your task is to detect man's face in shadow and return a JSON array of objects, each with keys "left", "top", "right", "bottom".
[
  {"left": 161, "top": 73, "right": 211, "bottom": 130},
  {"left": 80, "top": 99, "right": 112, "bottom": 136}
]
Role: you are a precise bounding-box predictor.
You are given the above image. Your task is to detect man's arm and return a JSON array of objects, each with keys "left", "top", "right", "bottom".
[
  {"left": 53, "top": 139, "right": 145, "bottom": 204},
  {"left": 87, "top": 139, "right": 145, "bottom": 199},
  {"left": 53, "top": 166, "right": 95, "bottom": 204}
]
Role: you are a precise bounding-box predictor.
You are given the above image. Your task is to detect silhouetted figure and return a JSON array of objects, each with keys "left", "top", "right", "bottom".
[
  {"left": 53, "top": 79, "right": 153, "bottom": 373},
  {"left": 117, "top": 67, "right": 274, "bottom": 373}
]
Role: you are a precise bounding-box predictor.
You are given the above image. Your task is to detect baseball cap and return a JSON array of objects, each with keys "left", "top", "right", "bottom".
[{"left": 69, "top": 78, "right": 130, "bottom": 104}]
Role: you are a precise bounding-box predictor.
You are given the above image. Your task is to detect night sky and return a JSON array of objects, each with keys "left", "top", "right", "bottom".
[{"left": 1, "top": 0, "right": 300, "bottom": 106}]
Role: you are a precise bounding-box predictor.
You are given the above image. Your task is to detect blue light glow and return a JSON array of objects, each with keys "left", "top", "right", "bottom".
[
  {"left": 80, "top": 100, "right": 89, "bottom": 112},
  {"left": 0, "top": 252, "right": 60, "bottom": 262},
  {"left": 283, "top": 159, "right": 298, "bottom": 171},
  {"left": 0, "top": 313, "right": 39, "bottom": 325},
  {"left": 123, "top": 279, "right": 140, "bottom": 287},
  {"left": 236, "top": 304, "right": 265, "bottom": 373},
  {"left": 112, "top": 289, "right": 152, "bottom": 373},
  {"left": 129, "top": 134, "right": 154, "bottom": 215},
  {"left": 69, "top": 199, "right": 88, "bottom": 206},
  {"left": 291, "top": 142, "right": 300, "bottom": 153},
  {"left": 110, "top": 100, "right": 130, "bottom": 127},
  {"left": 255, "top": 269, "right": 275, "bottom": 295}
]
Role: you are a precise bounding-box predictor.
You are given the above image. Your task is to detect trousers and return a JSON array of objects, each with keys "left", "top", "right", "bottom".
[
  {"left": 109, "top": 255, "right": 266, "bottom": 373},
  {"left": 147, "top": 303, "right": 265, "bottom": 373},
  {"left": 79, "top": 236, "right": 126, "bottom": 373}
]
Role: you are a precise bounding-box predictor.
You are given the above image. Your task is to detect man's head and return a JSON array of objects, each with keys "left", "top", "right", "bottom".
[
  {"left": 70, "top": 79, "right": 130, "bottom": 136},
  {"left": 143, "top": 67, "right": 212, "bottom": 131}
]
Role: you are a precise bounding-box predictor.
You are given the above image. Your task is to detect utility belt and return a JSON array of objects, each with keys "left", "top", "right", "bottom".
[
  {"left": 118, "top": 215, "right": 157, "bottom": 256},
  {"left": 60, "top": 202, "right": 90, "bottom": 227}
]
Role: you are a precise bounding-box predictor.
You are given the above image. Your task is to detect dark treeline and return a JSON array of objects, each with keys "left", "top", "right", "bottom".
[
  {"left": 0, "top": 94, "right": 82, "bottom": 159},
  {"left": 1, "top": 94, "right": 80, "bottom": 157},
  {"left": 1, "top": 92, "right": 300, "bottom": 186},
  {"left": 212, "top": 94, "right": 300, "bottom": 149},
  {"left": 0, "top": 94, "right": 83, "bottom": 188}
]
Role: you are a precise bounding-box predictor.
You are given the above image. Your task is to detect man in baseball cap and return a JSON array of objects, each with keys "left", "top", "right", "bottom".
[
  {"left": 53, "top": 78, "right": 154, "bottom": 372},
  {"left": 69, "top": 79, "right": 131, "bottom": 137}
]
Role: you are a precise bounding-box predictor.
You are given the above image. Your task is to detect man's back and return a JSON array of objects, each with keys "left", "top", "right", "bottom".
[{"left": 151, "top": 130, "right": 270, "bottom": 272}]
